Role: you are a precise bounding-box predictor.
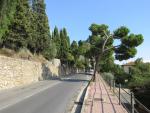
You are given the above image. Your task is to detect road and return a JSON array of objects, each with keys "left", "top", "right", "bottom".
[{"left": 0, "top": 74, "right": 92, "bottom": 113}]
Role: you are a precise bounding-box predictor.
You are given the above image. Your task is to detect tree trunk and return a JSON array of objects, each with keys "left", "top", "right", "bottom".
[
  {"left": 93, "top": 61, "right": 98, "bottom": 81},
  {"left": 93, "top": 55, "right": 101, "bottom": 81}
]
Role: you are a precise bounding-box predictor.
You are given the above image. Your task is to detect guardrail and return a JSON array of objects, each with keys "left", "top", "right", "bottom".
[{"left": 101, "top": 75, "right": 150, "bottom": 113}]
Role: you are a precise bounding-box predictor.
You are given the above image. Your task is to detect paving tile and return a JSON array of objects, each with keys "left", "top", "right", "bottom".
[{"left": 82, "top": 74, "right": 128, "bottom": 113}]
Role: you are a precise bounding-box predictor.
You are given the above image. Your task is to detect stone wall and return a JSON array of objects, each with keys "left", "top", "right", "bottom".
[{"left": 0, "top": 56, "right": 61, "bottom": 90}]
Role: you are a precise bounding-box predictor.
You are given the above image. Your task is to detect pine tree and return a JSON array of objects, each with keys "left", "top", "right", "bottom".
[
  {"left": 88, "top": 23, "right": 143, "bottom": 81},
  {"left": 2, "top": 0, "right": 31, "bottom": 51},
  {"left": 32, "top": 0, "right": 51, "bottom": 54}
]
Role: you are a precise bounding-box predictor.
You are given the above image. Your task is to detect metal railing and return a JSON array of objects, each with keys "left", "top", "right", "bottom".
[{"left": 101, "top": 75, "right": 150, "bottom": 113}]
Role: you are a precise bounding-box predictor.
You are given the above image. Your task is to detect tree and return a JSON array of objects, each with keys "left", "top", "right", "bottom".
[
  {"left": 70, "top": 40, "right": 78, "bottom": 63},
  {"left": 70, "top": 40, "right": 91, "bottom": 71},
  {"left": 32, "top": 0, "right": 51, "bottom": 54},
  {"left": 75, "top": 58, "right": 85, "bottom": 69},
  {"left": 0, "top": 0, "right": 18, "bottom": 41},
  {"left": 2, "top": 0, "right": 31, "bottom": 51},
  {"left": 78, "top": 41, "right": 90, "bottom": 55},
  {"left": 100, "top": 55, "right": 114, "bottom": 73},
  {"left": 78, "top": 41, "right": 91, "bottom": 71},
  {"left": 88, "top": 24, "right": 144, "bottom": 80},
  {"left": 63, "top": 28, "right": 70, "bottom": 46},
  {"left": 128, "top": 59, "right": 147, "bottom": 85},
  {"left": 43, "top": 40, "right": 57, "bottom": 60},
  {"left": 59, "top": 28, "right": 70, "bottom": 64},
  {"left": 71, "top": 41, "right": 78, "bottom": 56},
  {"left": 27, "top": 9, "right": 38, "bottom": 54},
  {"left": 128, "top": 59, "right": 150, "bottom": 108},
  {"left": 69, "top": 40, "right": 80, "bottom": 70},
  {"left": 52, "top": 26, "right": 61, "bottom": 58}
]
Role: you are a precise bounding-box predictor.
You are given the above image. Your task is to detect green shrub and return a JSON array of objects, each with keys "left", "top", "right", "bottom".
[
  {"left": 102, "top": 72, "right": 114, "bottom": 81},
  {"left": 43, "top": 42, "right": 57, "bottom": 60},
  {"left": 128, "top": 75, "right": 150, "bottom": 88},
  {"left": 102, "top": 73, "right": 114, "bottom": 85},
  {"left": 75, "top": 59, "right": 85, "bottom": 69},
  {"left": 115, "top": 73, "right": 130, "bottom": 84}
]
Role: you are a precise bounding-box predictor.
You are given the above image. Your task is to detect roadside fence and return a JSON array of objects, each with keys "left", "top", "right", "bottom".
[{"left": 101, "top": 74, "right": 150, "bottom": 113}]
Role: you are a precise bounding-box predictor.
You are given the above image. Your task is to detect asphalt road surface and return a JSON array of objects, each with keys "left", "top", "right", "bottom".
[{"left": 0, "top": 74, "right": 92, "bottom": 113}]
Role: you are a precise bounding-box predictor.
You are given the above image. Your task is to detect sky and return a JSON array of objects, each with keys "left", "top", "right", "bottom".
[{"left": 45, "top": 0, "right": 150, "bottom": 64}]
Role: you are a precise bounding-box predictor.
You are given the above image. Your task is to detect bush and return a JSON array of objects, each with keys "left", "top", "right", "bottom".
[
  {"left": 128, "top": 60, "right": 150, "bottom": 89},
  {"left": 115, "top": 73, "right": 130, "bottom": 84},
  {"left": 75, "top": 59, "right": 85, "bottom": 69},
  {"left": 102, "top": 73, "right": 114, "bottom": 85},
  {"left": 128, "top": 75, "right": 150, "bottom": 88},
  {"left": 16, "top": 48, "right": 33, "bottom": 59},
  {"left": 43, "top": 42, "right": 57, "bottom": 60},
  {"left": 102, "top": 72, "right": 114, "bottom": 81}
]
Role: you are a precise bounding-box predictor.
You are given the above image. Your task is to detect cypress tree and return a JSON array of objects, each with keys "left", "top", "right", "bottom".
[
  {"left": 59, "top": 28, "right": 70, "bottom": 64},
  {"left": 32, "top": 0, "right": 51, "bottom": 54},
  {"left": 71, "top": 41, "right": 78, "bottom": 57},
  {"left": 27, "top": 6, "right": 38, "bottom": 53},
  {"left": 0, "top": 0, "right": 18, "bottom": 43},
  {"left": 2, "top": 0, "right": 31, "bottom": 51},
  {"left": 63, "top": 28, "right": 70, "bottom": 47},
  {"left": 52, "top": 26, "right": 61, "bottom": 58},
  {"left": 70, "top": 40, "right": 78, "bottom": 65},
  {"left": 53, "top": 26, "right": 60, "bottom": 45}
]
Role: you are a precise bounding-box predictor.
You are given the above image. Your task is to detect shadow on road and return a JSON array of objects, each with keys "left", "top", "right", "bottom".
[
  {"left": 42, "top": 73, "right": 92, "bottom": 84},
  {"left": 60, "top": 78, "right": 90, "bottom": 83},
  {"left": 40, "top": 63, "right": 93, "bottom": 83}
]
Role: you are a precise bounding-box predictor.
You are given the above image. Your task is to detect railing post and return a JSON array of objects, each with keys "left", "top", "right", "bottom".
[
  {"left": 131, "top": 92, "right": 134, "bottom": 113},
  {"left": 119, "top": 84, "right": 121, "bottom": 105},
  {"left": 113, "top": 79, "right": 115, "bottom": 93},
  {"left": 109, "top": 79, "right": 111, "bottom": 90}
]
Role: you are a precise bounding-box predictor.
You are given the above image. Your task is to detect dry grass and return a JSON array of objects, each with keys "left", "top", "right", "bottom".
[
  {"left": 0, "top": 48, "right": 16, "bottom": 57},
  {"left": 0, "top": 48, "right": 47, "bottom": 63}
]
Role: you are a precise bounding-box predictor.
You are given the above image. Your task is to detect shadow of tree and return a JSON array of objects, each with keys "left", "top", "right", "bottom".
[
  {"left": 39, "top": 63, "right": 60, "bottom": 80},
  {"left": 39, "top": 62, "right": 89, "bottom": 81},
  {"left": 42, "top": 63, "right": 52, "bottom": 80}
]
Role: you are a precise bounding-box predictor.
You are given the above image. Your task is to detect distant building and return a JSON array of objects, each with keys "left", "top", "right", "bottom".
[{"left": 122, "top": 62, "right": 135, "bottom": 73}]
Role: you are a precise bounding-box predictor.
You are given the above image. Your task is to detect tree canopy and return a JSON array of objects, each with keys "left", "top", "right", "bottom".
[
  {"left": 0, "top": 0, "right": 18, "bottom": 40},
  {"left": 88, "top": 23, "right": 144, "bottom": 80},
  {"left": 0, "top": 0, "right": 56, "bottom": 60},
  {"left": 2, "top": 0, "right": 31, "bottom": 50}
]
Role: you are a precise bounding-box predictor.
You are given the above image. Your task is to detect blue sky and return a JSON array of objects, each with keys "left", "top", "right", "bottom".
[{"left": 45, "top": 0, "right": 150, "bottom": 64}]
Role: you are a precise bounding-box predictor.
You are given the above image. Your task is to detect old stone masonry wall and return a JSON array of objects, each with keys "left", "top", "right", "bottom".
[{"left": 0, "top": 56, "right": 61, "bottom": 90}]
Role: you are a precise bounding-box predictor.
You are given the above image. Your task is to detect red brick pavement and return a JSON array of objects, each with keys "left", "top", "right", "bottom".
[{"left": 82, "top": 74, "right": 128, "bottom": 113}]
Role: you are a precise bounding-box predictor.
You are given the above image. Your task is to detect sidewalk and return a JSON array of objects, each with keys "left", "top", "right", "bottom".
[{"left": 81, "top": 74, "right": 128, "bottom": 113}]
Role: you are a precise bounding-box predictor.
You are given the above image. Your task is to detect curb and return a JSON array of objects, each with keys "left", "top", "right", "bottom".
[
  {"left": 70, "top": 83, "right": 89, "bottom": 113},
  {"left": 80, "top": 82, "right": 90, "bottom": 113}
]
